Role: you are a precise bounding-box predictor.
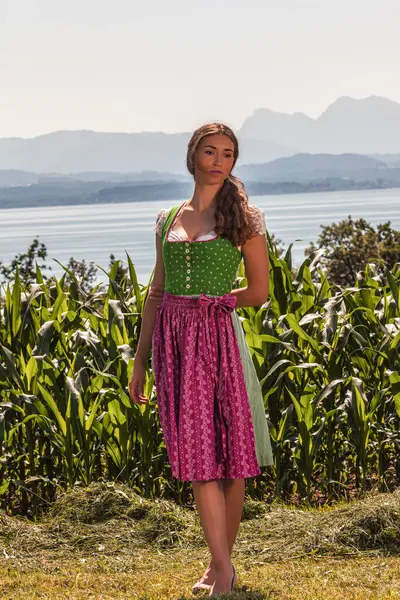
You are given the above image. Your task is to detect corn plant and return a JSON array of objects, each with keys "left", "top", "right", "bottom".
[{"left": 1, "top": 244, "right": 399, "bottom": 515}]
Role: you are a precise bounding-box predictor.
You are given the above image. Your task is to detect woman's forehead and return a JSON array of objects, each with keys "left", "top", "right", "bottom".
[{"left": 199, "top": 133, "right": 234, "bottom": 150}]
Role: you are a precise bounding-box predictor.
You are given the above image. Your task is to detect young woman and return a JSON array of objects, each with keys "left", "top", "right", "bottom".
[{"left": 129, "top": 122, "right": 273, "bottom": 596}]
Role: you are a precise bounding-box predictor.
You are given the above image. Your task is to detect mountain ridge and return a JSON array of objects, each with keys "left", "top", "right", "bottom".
[
  {"left": 239, "top": 95, "right": 400, "bottom": 154},
  {"left": 0, "top": 131, "right": 294, "bottom": 174},
  {"left": 2, "top": 152, "right": 400, "bottom": 210},
  {"left": 0, "top": 152, "right": 390, "bottom": 187},
  {"left": 1, "top": 96, "right": 400, "bottom": 172}
]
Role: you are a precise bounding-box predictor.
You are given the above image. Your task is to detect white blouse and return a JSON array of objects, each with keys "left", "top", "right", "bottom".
[{"left": 155, "top": 204, "right": 267, "bottom": 243}]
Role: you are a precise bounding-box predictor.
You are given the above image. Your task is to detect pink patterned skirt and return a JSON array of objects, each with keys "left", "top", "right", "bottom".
[{"left": 152, "top": 292, "right": 261, "bottom": 481}]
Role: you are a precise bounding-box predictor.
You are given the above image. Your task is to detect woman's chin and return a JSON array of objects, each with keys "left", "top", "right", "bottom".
[
  {"left": 206, "top": 174, "right": 226, "bottom": 184},
  {"left": 195, "top": 172, "right": 226, "bottom": 185}
]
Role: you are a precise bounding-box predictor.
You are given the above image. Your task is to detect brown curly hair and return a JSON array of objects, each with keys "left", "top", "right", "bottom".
[{"left": 186, "top": 122, "right": 257, "bottom": 247}]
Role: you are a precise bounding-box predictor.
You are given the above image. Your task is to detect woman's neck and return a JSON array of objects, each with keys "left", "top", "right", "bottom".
[{"left": 189, "top": 182, "right": 224, "bottom": 214}]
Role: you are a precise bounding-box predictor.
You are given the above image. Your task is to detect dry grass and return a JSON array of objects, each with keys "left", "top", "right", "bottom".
[{"left": 1, "top": 482, "right": 400, "bottom": 599}]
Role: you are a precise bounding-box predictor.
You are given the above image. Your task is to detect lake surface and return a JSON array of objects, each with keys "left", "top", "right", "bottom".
[{"left": 1, "top": 188, "right": 399, "bottom": 284}]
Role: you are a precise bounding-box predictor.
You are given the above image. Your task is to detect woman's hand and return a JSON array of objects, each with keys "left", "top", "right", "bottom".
[
  {"left": 129, "top": 360, "right": 149, "bottom": 404},
  {"left": 231, "top": 232, "right": 269, "bottom": 308}
]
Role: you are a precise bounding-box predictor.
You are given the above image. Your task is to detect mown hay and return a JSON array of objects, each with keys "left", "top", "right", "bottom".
[
  {"left": 49, "top": 481, "right": 154, "bottom": 524},
  {"left": 1, "top": 483, "right": 399, "bottom": 574}
]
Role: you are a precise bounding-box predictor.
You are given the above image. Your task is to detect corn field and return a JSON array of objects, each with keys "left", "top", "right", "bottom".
[{"left": 0, "top": 244, "right": 399, "bottom": 515}]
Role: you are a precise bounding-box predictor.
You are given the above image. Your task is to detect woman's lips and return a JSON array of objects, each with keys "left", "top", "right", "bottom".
[{"left": 210, "top": 170, "right": 223, "bottom": 174}]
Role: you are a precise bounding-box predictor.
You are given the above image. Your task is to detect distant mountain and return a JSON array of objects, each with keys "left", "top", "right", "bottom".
[
  {"left": 0, "top": 131, "right": 293, "bottom": 174},
  {"left": 240, "top": 96, "right": 400, "bottom": 154},
  {"left": 240, "top": 109, "right": 314, "bottom": 151},
  {"left": 0, "top": 169, "right": 42, "bottom": 186},
  {"left": 370, "top": 153, "right": 400, "bottom": 167},
  {"left": 0, "top": 180, "right": 193, "bottom": 209},
  {"left": 1, "top": 152, "right": 389, "bottom": 190},
  {"left": 0, "top": 169, "right": 190, "bottom": 187},
  {"left": 0, "top": 131, "right": 191, "bottom": 173},
  {"left": 238, "top": 137, "right": 296, "bottom": 165},
  {"left": 1, "top": 95, "right": 400, "bottom": 174},
  {"left": 2, "top": 152, "right": 400, "bottom": 210},
  {"left": 236, "top": 153, "right": 389, "bottom": 182}
]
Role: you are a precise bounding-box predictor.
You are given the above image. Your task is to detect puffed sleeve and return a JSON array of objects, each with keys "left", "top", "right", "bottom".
[
  {"left": 248, "top": 205, "right": 267, "bottom": 236},
  {"left": 154, "top": 208, "right": 168, "bottom": 236}
]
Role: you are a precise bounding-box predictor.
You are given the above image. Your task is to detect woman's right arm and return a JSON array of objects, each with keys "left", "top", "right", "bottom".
[{"left": 129, "top": 229, "right": 165, "bottom": 404}]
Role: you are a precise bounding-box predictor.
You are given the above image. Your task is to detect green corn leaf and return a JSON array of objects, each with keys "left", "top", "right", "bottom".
[
  {"left": 32, "top": 320, "right": 55, "bottom": 357},
  {"left": 0, "top": 343, "right": 23, "bottom": 387},
  {"left": 388, "top": 371, "right": 400, "bottom": 417},
  {"left": 11, "top": 265, "right": 22, "bottom": 338},
  {"left": 37, "top": 381, "right": 66, "bottom": 436},
  {"left": 126, "top": 252, "right": 143, "bottom": 314},
  {"left": 25, "top": 356, "right": 38, "bottom": 390},
  {"left": 285, "top": 313, "right": 320, "bottom": 353}
]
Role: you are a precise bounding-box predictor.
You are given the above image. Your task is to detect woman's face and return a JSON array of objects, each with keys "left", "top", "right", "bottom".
[{"left": 193, "top": 133, "right": 235, "bottom": 184}]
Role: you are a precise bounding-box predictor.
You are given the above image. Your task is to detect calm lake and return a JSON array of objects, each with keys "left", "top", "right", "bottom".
[{"left": 1, "top": 188, "right": 399, "bottom": 284}]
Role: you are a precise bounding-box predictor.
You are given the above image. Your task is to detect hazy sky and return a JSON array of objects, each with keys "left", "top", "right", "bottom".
[{"left": 1, "top": 0, "right": 399, "bottom": 138}]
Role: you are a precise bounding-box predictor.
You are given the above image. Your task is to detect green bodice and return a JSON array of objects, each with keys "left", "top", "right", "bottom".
[{"left": 161, "top": 205, "right": 242, "bottom": 296}]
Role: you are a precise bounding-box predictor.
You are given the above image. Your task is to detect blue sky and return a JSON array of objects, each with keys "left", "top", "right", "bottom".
[{"left": 1, "top": 0, "right": 399, "bottom": 137}]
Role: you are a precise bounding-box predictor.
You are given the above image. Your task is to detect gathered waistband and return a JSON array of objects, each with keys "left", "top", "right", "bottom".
[{"left": 161, "top": 291, "right": 237, "bottom": 311}]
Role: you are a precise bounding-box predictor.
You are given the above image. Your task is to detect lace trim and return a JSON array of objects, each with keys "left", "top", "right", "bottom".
[
  {"left": 168, "top": 226, "right": 217, "bottom": 242},
  {"left": 155, "top": 205, "right": 266, "bottom": 238},
  {"left": 248, "top": 205, "right": 267, "bottom": 236},
  {"left": 155, "top": 209, "right": 169, "bottom": 236}
]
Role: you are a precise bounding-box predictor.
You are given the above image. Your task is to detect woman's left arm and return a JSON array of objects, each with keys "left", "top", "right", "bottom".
[{"left": 230, "top": 233, "right": 269, "bottom": 308}]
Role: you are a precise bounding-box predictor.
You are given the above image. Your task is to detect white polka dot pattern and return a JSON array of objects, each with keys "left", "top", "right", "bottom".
[{"left": 155, "top": 202, "right": 269, "bottom": 296}]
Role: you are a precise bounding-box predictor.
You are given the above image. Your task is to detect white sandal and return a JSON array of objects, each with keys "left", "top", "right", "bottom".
[{"left": 192, "top": 580, "right": 213, "bottom": 593}]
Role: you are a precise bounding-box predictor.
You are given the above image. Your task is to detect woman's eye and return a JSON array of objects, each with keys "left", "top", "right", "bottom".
[{"left": 204, "top": 149, "right": 232, "bottom": 157}]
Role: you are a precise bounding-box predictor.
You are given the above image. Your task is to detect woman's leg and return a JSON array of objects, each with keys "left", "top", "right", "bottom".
[
  {"left": 192, "top": 478, "right": 245, "bottom": 588},
  {"left": 192, "top": 479, "right": 233, "bottom": 592},
  {"left": 221, "top": 477, "right": 246, "bottom": 551}
]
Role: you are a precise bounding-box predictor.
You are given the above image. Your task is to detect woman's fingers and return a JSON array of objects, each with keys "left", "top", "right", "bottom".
[
  {"left": 135, "top": 387, "right": 148, "bottom": 404},
  {"left": 129, "top": 376, "right": 148, "bottom": 404}
]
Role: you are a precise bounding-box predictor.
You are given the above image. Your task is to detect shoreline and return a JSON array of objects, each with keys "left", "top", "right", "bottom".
[{"left": 0, "top": 179, "right": 400, "bottom": 211}]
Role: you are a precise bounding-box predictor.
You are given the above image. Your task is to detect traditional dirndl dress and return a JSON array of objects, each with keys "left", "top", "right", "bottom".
[{"left": 152, "top": 204, "right": 274, "bottom": 482}]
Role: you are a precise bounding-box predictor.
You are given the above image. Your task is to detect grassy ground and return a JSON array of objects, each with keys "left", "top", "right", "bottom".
[{"left": 1, "top": 483, "right": 399, "bottom": 599}]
